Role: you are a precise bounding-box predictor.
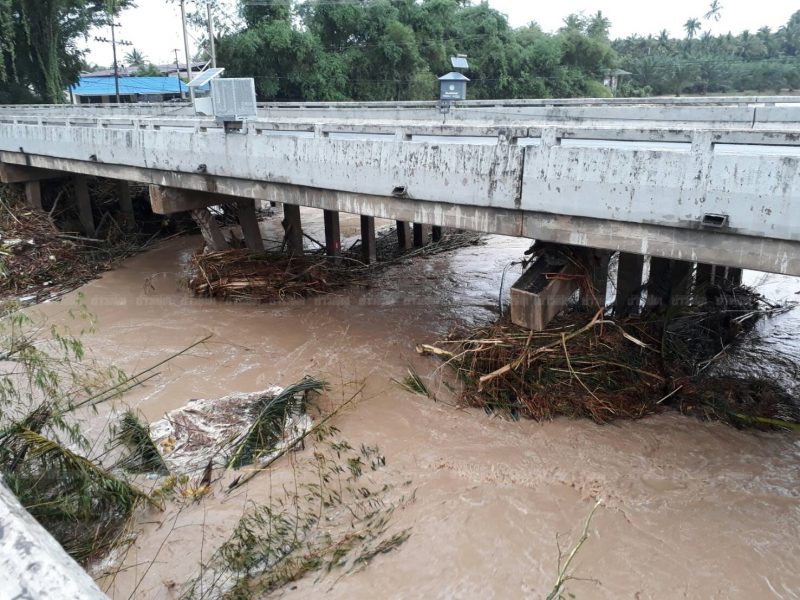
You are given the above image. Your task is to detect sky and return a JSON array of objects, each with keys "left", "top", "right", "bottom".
[{"left": 82, "top": 0, "right": 798, "bottom": 68}]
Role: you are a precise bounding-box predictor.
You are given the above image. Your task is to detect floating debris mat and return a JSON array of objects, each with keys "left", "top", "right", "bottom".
[
  {"left": 188, "top": 250, "right": 367, "bottom": 301},
  {"left": 419, "top": 284, "right": 800, "bottom": 429},
  {"left": 149, "top": 379, "right": 325, "bottom": 475}
]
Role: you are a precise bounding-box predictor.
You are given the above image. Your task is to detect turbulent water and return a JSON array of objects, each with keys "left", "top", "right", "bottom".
[{"left": 31, "top": 208, "right": 800, "bottom": 599}]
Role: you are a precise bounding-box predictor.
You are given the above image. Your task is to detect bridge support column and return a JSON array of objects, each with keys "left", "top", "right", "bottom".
[
  {"left": 360, "top": 215, "right": 377, "bottom": 264},
  {"left": 323, "top": 209, "right": 341, "bottom": 256},
  {"left": 73, "top": 176, "right": 94, "bottom": 236},
  {"left": 191, "top": 208, "right": 227, "bottom": 251},
  {"left": 282, "top": 204, "right": 304, "bottom": 255},
  {"left": 646, "top": 257, "right": 693, "bottom": 309},
  {"left": 237, "top": 199, "right": 265, "bottom": 252},
  {"left": 574, "top": 248, "right": 610, "bottom": 309},
  {"left": 725, "top": 267, "right": 743, "bottom": 286},
  {"left": 431, "top": 226, "right": 443, "bottom": 242},
  {"left": 396, "top": 221, "right": 412, "bottom": 250},
  {"left": 695, "top": 263, "right": 715, "bottom": 287},
  {"left": 116, "top": 180, "right": 135, "bottom": 231},
  {"left": 670, "top": 260, "right": 693, "bottom": 308},
  {"left": 413, "top": 223, "right": 430, "bottom": 247},
  {"left": 24, "top": 181, "right": 43, "bottom": 210},
  {"left": 646, "top": 256, "right": 672, "bottom": 308},
  {"left": 615, "top": 252, "right": 644, "bottom": 317}
]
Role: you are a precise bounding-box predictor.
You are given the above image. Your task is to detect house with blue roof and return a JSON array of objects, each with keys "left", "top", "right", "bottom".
[{"left": 69, "top": 76, "right": 206, "bottom": 104}]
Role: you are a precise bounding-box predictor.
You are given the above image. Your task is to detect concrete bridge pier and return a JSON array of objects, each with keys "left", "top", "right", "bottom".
[
  {"left": 72, "top": 175, "right": 95, "bottom": 237},
  {"left": 573, "top": 248, "right": 611, "bottom": 309},
  {"left": 282, "top": 204, "right": 304, "bottom": 255},
  {"left": 116, "top": 180, "right": 135, "bottom": 231},
  {"left": 396, "top": 221, "right": 412, "bottom": 250},
  {"left": 24, "top": 181, "right": 42, "bottom": 210},
  {"left": 432, "top": 226, "right": 443, "bottom": 242},
  {"left": 413, "top": 223, "right": 431, "bottom": 247},
  {"left": 646, "top": 257, "right": 693, "bottom": 309},
  {"left": 614, "top": 253, "right": 645, "bottom": 317},
  {"left": 360, "top": 215, "right": 377, "bottom": 263},
  {"left": 323, "top": 209, "right": 341, "bottom": 256}
]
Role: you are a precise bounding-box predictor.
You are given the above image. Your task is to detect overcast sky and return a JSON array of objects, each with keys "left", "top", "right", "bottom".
[{"left": 82, "top": 0, "right": 798, "bottom": 68}]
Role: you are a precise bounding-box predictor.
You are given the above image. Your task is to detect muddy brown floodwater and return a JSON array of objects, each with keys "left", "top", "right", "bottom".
[{"left": 31, "top": 208, "right": 800, "bottom": 599}]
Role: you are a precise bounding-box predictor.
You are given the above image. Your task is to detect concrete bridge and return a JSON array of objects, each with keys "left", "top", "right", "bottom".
[{"left": 1, "top": 97, "right": 799, "bottom": 324}]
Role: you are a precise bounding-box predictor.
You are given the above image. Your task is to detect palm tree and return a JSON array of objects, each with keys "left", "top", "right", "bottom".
[
  {"left": 124, "top": 48, "right": 147, "bottom": 68},
  {"left": 684, "top": 18, "right": 701, "bottom": 40},
  {"left": 704, "top": 1, "right": 723, "bottom": 22},
  {"left": 587, "top": 11, "right": 611, "bottom": 39}
]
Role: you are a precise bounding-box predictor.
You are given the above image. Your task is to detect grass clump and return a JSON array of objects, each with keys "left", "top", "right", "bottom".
[
  {"left": 182, "top": 428, "right": 413, "bottom": 599},
  {"left": 111, "top": 409, "right": 169, "bottom": 475}
]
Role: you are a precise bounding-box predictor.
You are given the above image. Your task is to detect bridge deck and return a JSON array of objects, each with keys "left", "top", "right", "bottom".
[{"left": 1, "top": 98, "right": 798, "bottom": 275}]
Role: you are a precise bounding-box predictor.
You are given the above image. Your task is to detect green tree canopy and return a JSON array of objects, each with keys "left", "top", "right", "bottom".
[{"left": 0, "top": 0, "right": 132, "bottom": 103}]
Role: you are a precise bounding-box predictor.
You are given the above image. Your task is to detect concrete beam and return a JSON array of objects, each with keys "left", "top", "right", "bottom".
[
  {"left": 191, "top": 208, "right": 228, "bottom": 251},
  {"left": 24, "top": 180, "right": 43, "bottom": 210},
  {"left": 323, "top": 209, "right": 341, "bottom": 256},
  {"left": 2, "top": 153, "right": 799, "bottom": 276},
  {"left": 282, "top": 204, "right": 303, "bottom": 255},
  {"left": 0, "top": 162, "right": 62, "bottom": 184},
  {"left": 396, "top": 220, "right": 412, "bottom": 250},
  {"left": 149, "top": 185, "right": 223, "bottom": 215},
  {"left": 413, "top": 223, "right": 430, "bottom": 247},
  {"left": 73, "top": 175, "right": 94, "bottom": 236},
  {"left": 615, "top": 252, "right": 644, "bottom": 317},
  {"left": 360, "top": 215, "right": 377, "bottom": 264},
  {"left": 237, "top": 199, "right": 265, "bottom": 252}
]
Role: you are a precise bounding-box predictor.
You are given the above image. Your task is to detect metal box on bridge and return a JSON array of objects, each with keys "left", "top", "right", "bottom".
[{"left": 438, "top": 72, "right": 469, "bottom": 101}]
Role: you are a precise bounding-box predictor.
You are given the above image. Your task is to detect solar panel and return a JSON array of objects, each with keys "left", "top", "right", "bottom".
[
  {"left": 188, "top": 67, "right": 225, "bottom": 88},
  {"left": 450, "top": 56, "right": 469, "bottom": 69}
]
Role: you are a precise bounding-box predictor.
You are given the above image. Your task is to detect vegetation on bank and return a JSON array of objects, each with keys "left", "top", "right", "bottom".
[{"left": 2, "top": 1, "right": 799, "bottom": 104}]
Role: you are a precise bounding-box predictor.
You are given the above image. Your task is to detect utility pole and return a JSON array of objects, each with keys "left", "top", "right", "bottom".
[
  {"left": 173, "top": 48, "right": 184, "bottom": 99},
  {"left": 207, "top": 2, "right": 217, "bottom": 68},
  {"left": 110, "top": 21, "right": 120, "bottom": 102},
  {"left": 95, "top": 21, "right": 132, "bottom": 104},
  {"left": 180, "top": 0, "right": 195, "bottom": 103}
]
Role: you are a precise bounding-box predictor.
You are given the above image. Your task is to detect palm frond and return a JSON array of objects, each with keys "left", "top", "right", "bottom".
[
  {"left": 226, "top": 376, "right": 327, "bottom": 470},
  {"left": 112, "top": 409, "right": 169, "bottom": 475}
]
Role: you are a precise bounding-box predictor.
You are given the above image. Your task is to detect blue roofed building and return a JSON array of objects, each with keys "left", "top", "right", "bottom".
[{"left": 69, "top": 76, "right": 206, "bottom": 104}]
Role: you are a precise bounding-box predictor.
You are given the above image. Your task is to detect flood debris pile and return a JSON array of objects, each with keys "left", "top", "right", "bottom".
[
  {"left": 419, "top": 282, "right": 800, "bottom": 429},
  {"left": 188, "top": 229, "right": 483, "bottom": 302},
  {"left": 0, "top": 181, "right": 187, "bottom": 306},
  {"left": 188, "top": 251, "right": 368, "bottom": 301}
]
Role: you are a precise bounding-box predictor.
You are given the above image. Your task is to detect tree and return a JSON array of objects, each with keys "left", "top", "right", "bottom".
[
  {"left": 684, "top": 18, "right": 701, "bottom": 40},
  {"left": 124, "top": 48, "right": 147, "bottom": 68},
  {"left": 0, "top": 0, "right": 132, "bottom": 103},
  {"left": 704, "top": 1, "right": 723, "bottom": 22}
]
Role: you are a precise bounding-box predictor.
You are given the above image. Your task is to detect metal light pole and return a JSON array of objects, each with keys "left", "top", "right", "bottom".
[
  {"left": 180, "top": 0, "right": 195, "bottom": 103},
  {"left": 207, "top": 2, "right": 217, "bottom": 68}
]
